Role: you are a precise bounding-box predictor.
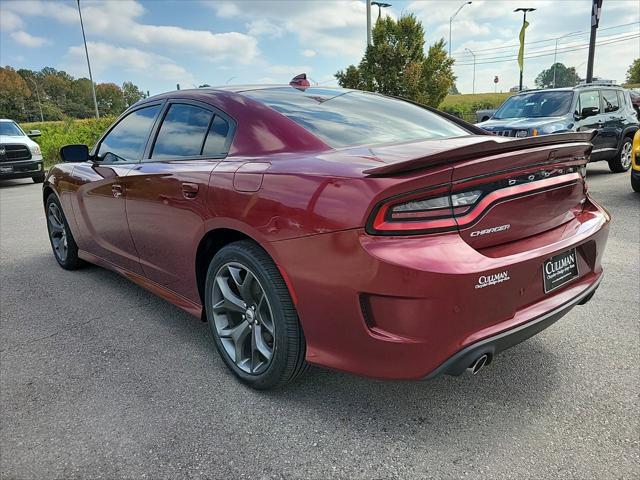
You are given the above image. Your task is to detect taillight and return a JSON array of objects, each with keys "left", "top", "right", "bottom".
[
  {"left": 368, "top": 187, "right": 482, "bottom": 235},
  {"left": 367, "top": 166, "right": 584, "bottom": 235}
]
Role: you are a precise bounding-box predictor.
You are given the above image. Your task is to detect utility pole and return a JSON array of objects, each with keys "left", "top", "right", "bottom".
[
  {"left": 465, "top": 48, "right": 476, "bottom": 94},
  {"left": 515, "top": 7, "right": 536, "bottom": 92},
  {"left": 77, "top": 0, "right": 99, "bottom": 119},
  {"left": 449, "top": 2, "right": 472, "bottom": 57},
  {"left": 586, "top": 0, "right": 603, "bottom": 84},
  {"left": 27, "top": 77, "right": 44, "bottom": 122},
  {"left": 552, "top": 31, "right": 580, "bottom": 87},
  {"left": 366, "top": 0, "right": 372, "bottom": 46}
]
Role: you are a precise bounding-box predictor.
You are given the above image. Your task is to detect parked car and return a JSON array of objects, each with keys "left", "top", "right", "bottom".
[
  {"left": 44, "top": 84, "right": 610, "bottom": 389},
  {"left": 0, "top": 119, "right": 44, "bottom": 183},
  {"left": 475, "top": 108, "right": 497, "bottom": 122},
  {"left": 629, "top": 89, "right": 640, "bottom": 119},
  {"left": 478, "top": 85, "right": 639, "bottom": 173},
  {"left": 632, "top": 129, "right": 640, "bottom": 192}
]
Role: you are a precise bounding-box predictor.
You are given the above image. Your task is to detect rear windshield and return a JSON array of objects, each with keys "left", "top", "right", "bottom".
[
  {"left": 493, "top": 91, "right": 574, "bottom": 119},
  {"left": 0, "top": 121, "right": 25, "bottom": 137},
  {"left": 242, "top": 88, "right": 469, "bottom": 148}
]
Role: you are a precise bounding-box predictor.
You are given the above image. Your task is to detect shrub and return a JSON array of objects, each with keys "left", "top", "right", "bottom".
[{"left": 20, "top": 117, "right": 115, "bottom": 168}]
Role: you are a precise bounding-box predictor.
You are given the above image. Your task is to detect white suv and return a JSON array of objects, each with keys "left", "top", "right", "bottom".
[{"left": 0, "top": 119, "right": 45, "bottom": 183}]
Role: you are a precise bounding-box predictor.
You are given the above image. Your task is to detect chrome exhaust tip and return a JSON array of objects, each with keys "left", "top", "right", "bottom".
[{"left": 467, "top": 354, "right": 489, "bottom": 375}]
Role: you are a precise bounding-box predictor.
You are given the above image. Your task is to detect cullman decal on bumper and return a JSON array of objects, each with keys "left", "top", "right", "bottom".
[{"left": 475, "top": 271, "right": 511, "bottom": 289}]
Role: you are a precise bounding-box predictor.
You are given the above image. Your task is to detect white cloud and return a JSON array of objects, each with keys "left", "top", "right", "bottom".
[
  {"left": 209, "top": 0, "right": 379, "bottom": 60},
  {"left": 0, "top": 10, "right": 25, "bottom": 32},
  {"left": 247, "top": 19, "right": 284, "bottom": 38},
  {"left": 10, "top": 31, "right": 49, "bottom": 48},
  {"left": 301, "top": 49, "right": 317, "bottom": 58},
  {"left": 4, "top": 0, "right": 259, "bottom": 64},
  {"left": 64, "top": 41, "right": 194, "bottom": 86}
]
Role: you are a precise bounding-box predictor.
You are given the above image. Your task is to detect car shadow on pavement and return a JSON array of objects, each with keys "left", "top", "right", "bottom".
[
  {"left": 5, "top": 253, "right": 560, "bottom": 453},
  {"left": 0, "top": 179, "right": 38, "bottom": 189}
]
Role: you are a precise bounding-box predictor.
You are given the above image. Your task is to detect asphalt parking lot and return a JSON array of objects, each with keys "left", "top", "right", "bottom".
[{"left": 1, "top": 163, "right": 638, "bottom": 480}]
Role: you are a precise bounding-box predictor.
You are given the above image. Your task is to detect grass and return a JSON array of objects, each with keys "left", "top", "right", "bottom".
[
  {"left": 20, "top": 117, "right": 116, "bottom": 168},
  {"left": 440, "top": 92, "right": 513, "bottom": 122}
]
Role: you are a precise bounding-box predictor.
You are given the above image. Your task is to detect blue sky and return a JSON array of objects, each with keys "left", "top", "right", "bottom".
[{"left": 1, "top": 0, "right": 638, "bottom": 96}]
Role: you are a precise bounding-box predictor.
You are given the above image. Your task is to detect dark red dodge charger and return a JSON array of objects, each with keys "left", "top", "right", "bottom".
[{"left": 44, "top": 84, "right": 610, "bottom": 389}]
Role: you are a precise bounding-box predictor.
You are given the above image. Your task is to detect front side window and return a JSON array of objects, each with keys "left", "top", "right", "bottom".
[
  {"left": 0, "top": 121, "right": 25, "bottom": 137},
  {"left": 576, "top": 91, "right": 600, "bottom": 115},
  {"left": 493, "top": 91, "right": 574, "bottom": 119},
  {"left": 243, "top": 88, "right": 468, "bottom": 148},
  {"left": 602, "top": 90, "right": 619, "bottom": 113},
  {"left": 151, "top": 104, "right": 213, "bottom": 159},
  {"left": 98, "top": 105, "right": 161, "bottom": 162}
]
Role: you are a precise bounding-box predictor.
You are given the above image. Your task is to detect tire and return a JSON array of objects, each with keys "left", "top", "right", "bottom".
[
  {"left": 204, "top": 240, "right": 308, "bottom": 390},
  {"left": 632, "top": 173, "right": 640, "bottom": 193},
  {"left": 45, "top": 193, "right": 83, "bottom": 270},
  {"left": 608, "top": 137, "right": 633, "bottom": 173},
  {"left": 32, "top": 173, "right": 45, "bottom": 184}
]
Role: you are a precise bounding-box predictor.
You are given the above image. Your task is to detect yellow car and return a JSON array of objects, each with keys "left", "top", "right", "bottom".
[{"left": 632, "top": 130, "right": 640, "bottom": 192}]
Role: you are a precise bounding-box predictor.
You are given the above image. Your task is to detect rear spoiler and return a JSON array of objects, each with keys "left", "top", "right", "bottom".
[{"left": 364, "top": 131, "right": 597, "bottom": 177}]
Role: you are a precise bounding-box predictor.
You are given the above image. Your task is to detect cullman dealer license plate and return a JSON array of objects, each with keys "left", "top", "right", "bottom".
[{"left": 543, "top": 248, "right": 579, "bottom": 293}]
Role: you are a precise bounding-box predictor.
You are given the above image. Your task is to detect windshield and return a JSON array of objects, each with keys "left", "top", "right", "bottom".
[
  {"left": 0, "top": 121, "right": 25, "bottom": 137},
  {"left": 493, "top": 91, "right": 573, "bottom": 119},
  {"left": 243, "top": 88, "right": 469, "bottom": 148}
]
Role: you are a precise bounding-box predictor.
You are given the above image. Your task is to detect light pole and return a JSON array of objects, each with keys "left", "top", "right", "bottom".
[
  {"left": 371, "top": 2, "right": 391, "bottom": 21},
  {"left": 366, "top": 0, "right": 372, "bottom": 46},
  {"left": 552, "top": 31, "right": 580, "bottom": 88},
  {"left": 76, "top": 0, "right": 99, "bottom": 119},
  {"left": 586, "top": 0, "right": 603, "bottom": 84},
  {"left": 514, "top": 7, "right": 536, "bottom": 92},
  {"left": 449, "top": 2, "right": 472, "bottom": 57},
  {"left": 27, "top": 77, "right": 44, "bottom": 122},
  {"left": 465, "top": 48, "right": 476, "bottom": 94}
]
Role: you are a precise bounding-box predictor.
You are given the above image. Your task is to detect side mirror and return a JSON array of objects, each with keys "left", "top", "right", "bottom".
[
  {"left": 59, "top": 144, "right": 89, "bottom": 163},
  {"left": 580, "top": 107, "right": 599, "bottom": 119},
  {"left": 27, "top": 129, "right": 41, "bottom": 138}
]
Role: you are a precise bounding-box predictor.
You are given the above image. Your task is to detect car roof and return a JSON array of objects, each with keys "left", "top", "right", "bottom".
[
  {"left": 511, "top": 85, "right": 625, "bottom": 96},
  {"left": 140, "top": 85, "right": 355, "bottom": 104},
  {"left": 0, "top": 119, "right": 18, "bottom": 123}
]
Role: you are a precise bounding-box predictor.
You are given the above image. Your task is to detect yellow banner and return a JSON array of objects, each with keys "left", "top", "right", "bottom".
[{"left": 518, "top": 20, "right": 529, "bottom": 71}]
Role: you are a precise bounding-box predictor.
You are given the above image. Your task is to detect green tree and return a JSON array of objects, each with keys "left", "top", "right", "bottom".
[
  {"left": 334, "top": 14, "right": 455, "bottom": 107},
  {"left": 626, "top": 58, "right": 640, "bottom": 84},
  {"left": 0, "top": 66, "right": 32, "bottom": 120},
  {"left": 96, "top": 83, "right": 126, "bottom": 116},
  {"left": 334, "top": 65, "right": 363, "bottom": 90},
  {"left": 122, "top": 81, "right": 145, "bottom": 107},
  {"left": 534, "top": 63, "right": 581, "bottom": 89}
]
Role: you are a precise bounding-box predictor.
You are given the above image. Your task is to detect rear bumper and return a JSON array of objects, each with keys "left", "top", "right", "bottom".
[
  {"left": 423, "top": 273, "right": 602, "bottom": 378},
  {"left": 270, "top": 195, "right": 610, "bottom": 380}
]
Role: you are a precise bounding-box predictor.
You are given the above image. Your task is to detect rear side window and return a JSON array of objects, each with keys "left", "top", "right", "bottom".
[
  {"left": 243, "top": 88, "right": 468, "bottom": 148},
  {"left": 576, "top": 91, "right": 600, "bottom": 115},
  {"left": 202, "top": 116, "right": 230, "bottom": 156},
  {"left": 152, "top": 104, "right": 213, "bottom": 159},
  {"left": 98, "top": 105, "right": 161, "bottom": 162},
  {"left": 602, "top": 90, "right": 619, "bottom": 113},
  {"left": 617, "top": 90, "right": 627, "bottom": 108}
]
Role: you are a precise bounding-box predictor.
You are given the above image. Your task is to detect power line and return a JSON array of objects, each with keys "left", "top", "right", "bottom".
[
  {"left": 451, "top": 21, "right": 639, "bottom": 56},
  {"left": 454, "top": 34, "right": 639, "bottom": 65},
  {"left": 454, "top": 32, "right": 639, "bottom": 62}
]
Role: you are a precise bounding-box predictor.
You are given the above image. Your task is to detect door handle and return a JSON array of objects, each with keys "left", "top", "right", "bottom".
[
  {"left": 112, "top": 184, "right": 123, "bottom": 198},
  {"left": 181, "top": 182, "right": 199, "bottom": 199}
]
